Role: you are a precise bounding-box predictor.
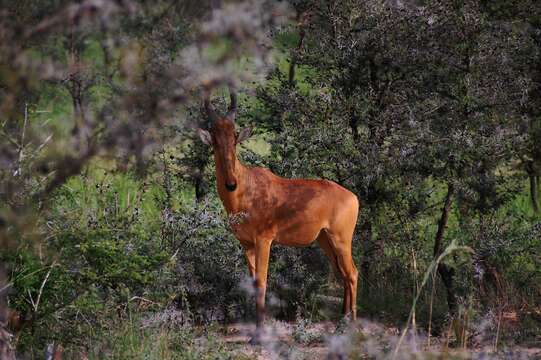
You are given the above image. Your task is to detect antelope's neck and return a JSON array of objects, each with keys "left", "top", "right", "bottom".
[{"left": 215, "top": 157, "right": 248, "bottom": 215}]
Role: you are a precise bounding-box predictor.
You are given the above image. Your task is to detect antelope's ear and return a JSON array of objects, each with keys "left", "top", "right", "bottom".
[
  {"left": 197, "top": 128, "right": 212, "bottom": 146},
  {"left": 236, "top": 126, "right": 252, "bottom": 144}
]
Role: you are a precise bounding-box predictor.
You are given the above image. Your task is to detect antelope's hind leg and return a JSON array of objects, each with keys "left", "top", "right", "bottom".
[
  {"left": 326, "top": 229, "right": 358, "bottom": 321},
  {"left": 336, "top": 247, "right": 358, "bottom": 320},
  {"left": 243, "top": 245, "right": 256, "bottom": 280},
  {"left": 318, "top": 231, "right": 351, "bottom": 316},
  {"left": 317, "top": 231, "right": 340, "bottom": 276}
]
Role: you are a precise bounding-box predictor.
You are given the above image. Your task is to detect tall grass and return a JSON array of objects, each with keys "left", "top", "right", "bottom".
[{"left": 86, "top": 316, "right": 246, "bottom": 360}]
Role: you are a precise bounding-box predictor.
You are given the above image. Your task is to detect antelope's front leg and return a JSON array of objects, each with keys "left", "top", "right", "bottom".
[{"left": 254, "top": 238, "right": 272, "bottom": 329}]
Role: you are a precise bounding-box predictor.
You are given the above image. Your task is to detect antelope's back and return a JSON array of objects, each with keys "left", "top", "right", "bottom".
[{"left": 246, "top": 168, "right": 358, "bottom": 245}]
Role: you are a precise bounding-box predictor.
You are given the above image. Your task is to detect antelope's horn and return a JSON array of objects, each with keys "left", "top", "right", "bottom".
[
  {"left": 203, "top": 90, "right": 219, "bottom": 124},
  {"left": 226, "top": 86, "right": 237, "bottom": 120}
]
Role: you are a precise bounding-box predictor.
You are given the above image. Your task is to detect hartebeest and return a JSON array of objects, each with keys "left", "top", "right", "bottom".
[{"left": 198, "top": 87, "right": 359, "bottom": 341}]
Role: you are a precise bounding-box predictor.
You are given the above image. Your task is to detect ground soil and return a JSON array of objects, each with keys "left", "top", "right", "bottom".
[{"left": 218, "top": 320, "right": 541, "bottom": 360}]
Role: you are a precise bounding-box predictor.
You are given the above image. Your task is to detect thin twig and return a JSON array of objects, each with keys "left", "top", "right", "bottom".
[
  {"left": 27, "top": 289, "right": 36, "bottom": 310},
  {"left": 34, "top": 260, "right": 57, "bottom": 313},
  {"left": 129, "top": 296, "right": 158, "bottom": 305},
  {"left": 14, "top": 102, "right": 29, "bottom": 176},
  {"left": 34, "top": 134, "right": 53, "bottom": 155},
  {"left": 411, "top": 248, "right": 418, "bottom": 333},
  {"left": 427, "top": 269, "right": 437, "bottom": 348}
]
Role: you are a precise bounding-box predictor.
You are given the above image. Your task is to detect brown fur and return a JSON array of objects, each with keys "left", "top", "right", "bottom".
[{"left": 203, "top": 115, "right": 360, "bottom": 332}]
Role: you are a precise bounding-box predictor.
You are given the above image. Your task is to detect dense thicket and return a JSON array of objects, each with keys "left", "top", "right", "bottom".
[{"left": 0, "top": 0, "right": 540, "bottom": 357}]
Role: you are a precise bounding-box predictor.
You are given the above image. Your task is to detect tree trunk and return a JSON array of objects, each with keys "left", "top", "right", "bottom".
[
  {"left": 134, "top": 130, "right": 147, "bottom": 178},
  {"left": 433, "top": 183, "right": 457, "bottom": 314},
  {"left": 287, "top": 13, "right": 307, "bottom": 88},
  {"left": 194, "top": 174, "right": 208, "bottom": 202},
  {"left": 530, "top": 174, "right": 539, "bottom": 214},
  {"left": 349, "top": 111, "right": 360, "bottom": 143},
  {"left": 193, "top": 148, "right": 210, "bottom": 202},
  {"left": 535, "top": 175, "right": 541, "bottom": 212}
]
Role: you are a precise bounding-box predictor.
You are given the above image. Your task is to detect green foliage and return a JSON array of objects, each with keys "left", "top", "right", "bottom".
[
  {"left": 85, "top": 315, "right": 246, "bottom": 359},
  {"left": 2, "top": 0, "right": 541, "bottom": 358}
]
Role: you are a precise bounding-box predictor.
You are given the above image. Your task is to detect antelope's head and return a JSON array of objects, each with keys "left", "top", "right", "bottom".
[{"left": 197, "top": 88, "right": 252, "bottom": 192}]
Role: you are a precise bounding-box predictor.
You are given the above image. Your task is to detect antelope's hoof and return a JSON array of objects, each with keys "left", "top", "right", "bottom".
[{"left": 249, "top": 331, "right": 263, "bottom": 346}]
